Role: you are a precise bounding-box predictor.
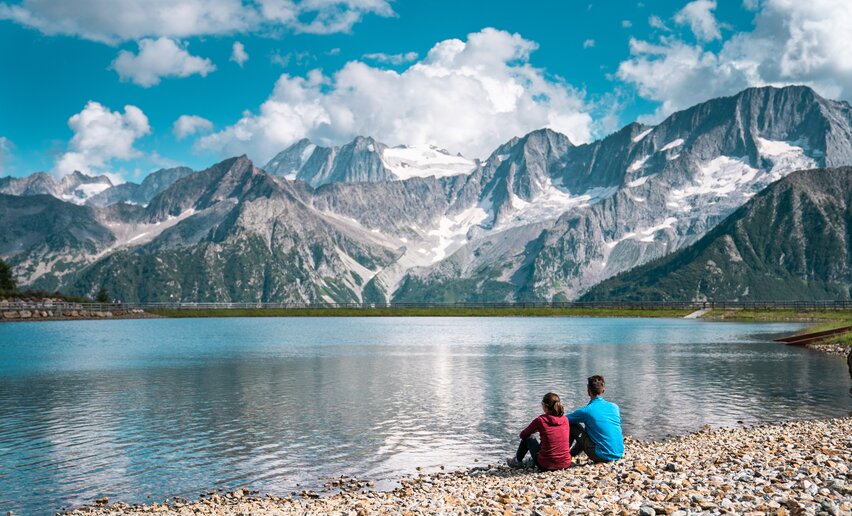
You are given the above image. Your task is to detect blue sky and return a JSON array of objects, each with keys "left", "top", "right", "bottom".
[{"left": 1, "top": 0, "right": 850, "bottom": 181}]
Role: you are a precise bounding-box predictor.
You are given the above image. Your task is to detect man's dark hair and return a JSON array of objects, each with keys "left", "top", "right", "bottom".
[{"left": 587, "top": 375, "right": 605, "bottom": 396}]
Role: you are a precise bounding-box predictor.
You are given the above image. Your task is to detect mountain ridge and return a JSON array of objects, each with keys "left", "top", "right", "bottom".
[{"left": 3, "top": 85, "right": 851, "bottom": 302}]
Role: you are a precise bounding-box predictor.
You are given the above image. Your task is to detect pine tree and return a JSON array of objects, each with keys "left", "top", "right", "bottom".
[
  {"left": 0, "top": 258, "right": 16, "bottom": 292},
  {"left": 96, "top": 288, "right": 110, "bottom": 303}
]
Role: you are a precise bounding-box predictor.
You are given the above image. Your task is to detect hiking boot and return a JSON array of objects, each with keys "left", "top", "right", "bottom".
[{"left": 506, "top": 457, "right": 524, "bottom": 469}]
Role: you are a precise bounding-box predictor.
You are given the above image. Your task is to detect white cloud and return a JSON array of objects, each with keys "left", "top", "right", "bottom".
[
  {"left": 0, "top": 137, "right": 12, "bottom": 172},
  {"left": 173, "top": 115, "right": 214, "bottom": 140},
  {"left": 582, "top": 39, "right": 595, "bottom": 49},
  {"left": 648, "top": 15, "right": 670, "bottom": 31},
  {"left": 268, "top": 0, "right": 395, "bottom": 35},
  {"left": 618, "top": 0, "right": 852, "bottom": 121},
  {"left": 674, "top": 0, "right": 721, "bottom": 42},
  {"left": 621, "top": 20, "right": 633, "bottom": 28},
  {"left": 230, "top": 41, "right": 248, "bottom": 66},
  {"left": 54, "top": 102, "right": 150, "bottom": 176},
  {"left": 0, "top": 0, "right": 393, "bottom": 44},
  {"left": 362, "top": 51, "right": 419, "bottom": 65},
  {"left": 197, "top": 28, "right": 593, "bottom": 161},
  {"left": 112, "top": 37, "right": 215, "bottom": 87},
  {"left": 271, "top": 50, "right": 314, "bottom": 68}
]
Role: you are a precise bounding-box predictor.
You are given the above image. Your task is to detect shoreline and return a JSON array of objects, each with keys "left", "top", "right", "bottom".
[{"left": 62, "top": 416, "right": 852, "bottom": 515}]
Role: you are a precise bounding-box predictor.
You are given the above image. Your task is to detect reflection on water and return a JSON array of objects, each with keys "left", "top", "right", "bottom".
[{"left": 0, "top": 317, "right": 850, "bottom": 513}]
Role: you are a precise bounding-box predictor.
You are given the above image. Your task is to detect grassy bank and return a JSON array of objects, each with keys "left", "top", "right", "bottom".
[
  {"left": 801, "top": 321, "right": 852, "bottom": 349},
  {"left": 703, "top": 307, "right": 852, "bottom": 323},
  {"left": 147, "top": 306, "right": 694, "bottom": 318},
  {"left": 704, "top": 308, "right": 852, "bottom": 351}
]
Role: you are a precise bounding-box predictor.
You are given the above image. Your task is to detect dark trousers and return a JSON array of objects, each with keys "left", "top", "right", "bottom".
[
  {"left": 569, "top": 422, "right": 605, "bottom": 463},
  {"left": 515, "top": 437, "right": 540, "bottom": 467}
]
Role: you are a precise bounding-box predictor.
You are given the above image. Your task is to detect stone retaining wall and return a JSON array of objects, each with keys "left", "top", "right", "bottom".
[{"left": 0, "top": 308, "right": 147, "bottom": 321}]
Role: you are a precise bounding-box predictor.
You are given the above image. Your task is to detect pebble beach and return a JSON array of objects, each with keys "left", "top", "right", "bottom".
[{"left": 63, "top": 417, "right": 852, "bottom": 516}]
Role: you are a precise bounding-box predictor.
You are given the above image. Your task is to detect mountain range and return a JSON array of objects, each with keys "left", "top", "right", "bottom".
[
  {"left": 581, "top": 167, "right": 851, "bottom": 301},
  {"left": 1, "top": 85, "right": 850, "bottom": 302}
]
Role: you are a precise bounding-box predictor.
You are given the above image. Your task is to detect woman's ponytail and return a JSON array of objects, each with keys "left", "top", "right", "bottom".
[{"left": 542, "top": 392, "right": 564, "bottom": 417}]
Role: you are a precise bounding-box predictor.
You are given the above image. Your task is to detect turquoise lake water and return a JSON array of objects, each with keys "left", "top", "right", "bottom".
[{"left": 1, "top": 317, "right": 850, "bottom": 514}]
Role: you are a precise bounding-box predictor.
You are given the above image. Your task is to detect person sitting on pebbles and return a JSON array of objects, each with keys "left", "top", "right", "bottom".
[
  {"left": 506, "top": 392, "right": 571, "bottom": 470},
  {"left": 566, "top": 375, "right": 624, "bottom": 463}
]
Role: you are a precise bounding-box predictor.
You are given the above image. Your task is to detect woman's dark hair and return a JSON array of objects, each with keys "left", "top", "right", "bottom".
[{"left": 542, "top": 392, "right": 564, "bottom": 417}]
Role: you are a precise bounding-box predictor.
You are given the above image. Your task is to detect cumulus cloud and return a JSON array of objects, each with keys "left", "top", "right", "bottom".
[
  {"left": 197, "top": 28, "right": 593, "bottom": 161},
  {"left": 582, "top": 39, "right": 595, "bottom": 49},
  {"left": 54, "top": 102, "right": 150, "bottom": 176},
  {"left": 674, "top": 0, "right": 721, "bottom": 42},
  {"left": 112, "top": 37, "right": 215, "bottom": 87},
  {"left": 621, "top": 20, "right": 632, "bottom": 28},
  {"left": 618, "top": 0, "right": 852, "bottom": 121},
  {"left": 362, "top": 51, "right": 419, "bottom": 65},
  {"left": 173, "top": 115, "right": 214, "bottom": 140},
  {"left": 0, "top": 0, "right": 393, "bottom": 44},
  {"left": 231, "top": 41, "right": 249, "bottom": 66}
]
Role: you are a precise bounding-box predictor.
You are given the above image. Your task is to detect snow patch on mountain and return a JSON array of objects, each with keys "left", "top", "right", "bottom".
[
  {"left": 637, "top": 217, "right": 678, "bottom": 242},
  {"left": 495, "top": 180, "right": 618, "bottom": 230},
  {"left": 104, "top": 208, "right": 197, "bottom": 249},
  {"left": 628, "top": 156, "right": 649, "bottom": 172},
  {"left": 633, "top": 128, "right": 653, "bottom": 142},
  {"left": 62, "top": 182, "right": 112, "bottom": 203},
  {"left": 667, "top": 156, "right": 758, "bottom": 211},
  {"left": 603, "top": 217, "right": 678, "bottom": 250},
  {"left": 660, "top": 139, "right": 684, "bottom": 151},
  {"left": 756, "top": 137, "right": 817, "bottom": 182},
  {"left": 426, "top": 206, "right": 489, "bottom": 262},
  {"left": 336, "top": 248, "right": 379, "bottom": 300},
  {"left": 627, "top": 176, "right": 652, "bottom": 187},
  {"left": 382, "top": 145, "right": 476, "bottom": 180},
  {"left": 757, "top": 137, "right": 805, "bottom": 157}
]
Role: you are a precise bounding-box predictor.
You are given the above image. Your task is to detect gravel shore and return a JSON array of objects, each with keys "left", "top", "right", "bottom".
[{"left": 63, "top": 417, "right": 851, "bottom": 515}]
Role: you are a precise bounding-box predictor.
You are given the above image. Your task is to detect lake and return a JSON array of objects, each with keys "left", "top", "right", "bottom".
[{"left": 1, "top": 317, "right": 850, "bottom": 514}]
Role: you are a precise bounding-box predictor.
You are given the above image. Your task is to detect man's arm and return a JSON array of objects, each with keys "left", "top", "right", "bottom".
[{"left": 566, "top": 406, "right": 590, "bottom": 424}]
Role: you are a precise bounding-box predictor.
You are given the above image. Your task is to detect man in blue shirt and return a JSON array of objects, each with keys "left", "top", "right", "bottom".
[{"left": 566, "top": 375, "right": 624, "bottom": 462}]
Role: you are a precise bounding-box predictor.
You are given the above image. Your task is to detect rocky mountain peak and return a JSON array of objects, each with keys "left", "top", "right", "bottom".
[
  {"left": 519, "top": 128, "right": 574, "bottom": 150},
  {"left": 292, "top": 136, "right": 393, "bottom": 188},
  {"left": 264, "top": 138, "right": 318, "bottom": 178}
]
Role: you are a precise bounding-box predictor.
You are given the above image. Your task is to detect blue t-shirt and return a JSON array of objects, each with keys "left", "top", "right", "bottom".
[{"left": 567, "top": 396, "right": 624, "bottom": 461}]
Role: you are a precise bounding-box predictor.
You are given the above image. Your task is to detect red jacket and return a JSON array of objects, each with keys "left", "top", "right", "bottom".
[{"left": 520, "top": 414, "right": 571, "bottom": 470}]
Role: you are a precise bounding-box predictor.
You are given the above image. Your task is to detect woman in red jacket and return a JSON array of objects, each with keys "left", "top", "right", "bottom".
[{"left": 507, "top": 392, "right": 571, "bottom": 470}]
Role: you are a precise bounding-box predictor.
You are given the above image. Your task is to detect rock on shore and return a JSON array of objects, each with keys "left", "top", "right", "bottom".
[
  {"left": 0, "top": 308, "right": 155, "bottom": 322},
  {"left": 64, "top": 417, "right": 851, "bottom": 515}
]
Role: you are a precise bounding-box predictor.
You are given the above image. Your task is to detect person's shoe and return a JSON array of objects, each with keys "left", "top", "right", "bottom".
[
  {"left": 523, "top": 457, "right": 535, "bottom": 468},
  {"left": 506, "top": 457, "right": 524, "bottom": 469}
]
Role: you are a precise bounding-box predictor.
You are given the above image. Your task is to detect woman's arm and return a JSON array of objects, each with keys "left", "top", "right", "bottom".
[{"left": 519, "top": 416, "right": 542, "bottom": 439}]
